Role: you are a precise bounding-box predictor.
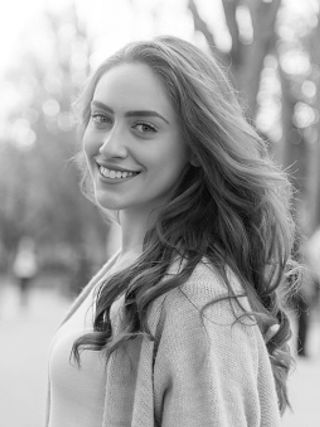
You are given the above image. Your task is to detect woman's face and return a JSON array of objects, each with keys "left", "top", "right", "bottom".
[{"left": 83, "top": 62, "right": 189, "bottom": 215}]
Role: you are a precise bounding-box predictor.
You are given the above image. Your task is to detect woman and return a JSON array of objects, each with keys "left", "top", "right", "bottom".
[{"left": 46, "top": 36, "right": 296, "bottom": 426}]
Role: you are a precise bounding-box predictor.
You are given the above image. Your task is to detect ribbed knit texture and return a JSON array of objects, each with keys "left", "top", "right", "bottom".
[{"left": 46, "top": 255, "right": 281, "bottom": 426}]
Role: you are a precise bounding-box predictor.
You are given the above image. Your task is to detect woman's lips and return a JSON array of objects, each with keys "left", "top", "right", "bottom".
[{"left": 97, "top": 164, "right": 141, "bottom": 183}]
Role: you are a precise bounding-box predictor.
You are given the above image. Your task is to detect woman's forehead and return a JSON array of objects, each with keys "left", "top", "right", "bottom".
[{"left": 93, "top": 63, "right": 174, "bottom": 115}]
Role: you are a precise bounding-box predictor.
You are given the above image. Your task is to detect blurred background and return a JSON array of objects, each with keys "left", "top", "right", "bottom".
[{"left": 0, "top": 0, "right": 320, "bottom": 426}]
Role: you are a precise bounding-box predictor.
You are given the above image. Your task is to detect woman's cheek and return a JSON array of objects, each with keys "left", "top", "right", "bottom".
[{"left": 82, "top": 131, "right": 96, "bottom": 160}]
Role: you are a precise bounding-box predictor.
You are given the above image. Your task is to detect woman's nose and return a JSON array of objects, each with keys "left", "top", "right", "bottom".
[{"left": 98, "top": 126, "right": 127, "bottom": 158}]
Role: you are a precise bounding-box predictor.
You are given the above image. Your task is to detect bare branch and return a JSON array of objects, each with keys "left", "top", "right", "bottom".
[
  {"left": 221, "top": 0, "right": 242, "bottom": 67},
  {"left": 187, "top": 0, "right": 219, "bottom": 56}
]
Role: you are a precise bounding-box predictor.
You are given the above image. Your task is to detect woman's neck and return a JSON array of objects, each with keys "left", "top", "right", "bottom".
[{"left": 118, "top": 211, "right": 148, "bottom": 259}]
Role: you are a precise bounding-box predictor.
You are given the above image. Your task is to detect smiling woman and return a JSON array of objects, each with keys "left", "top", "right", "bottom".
[
  {"left": 82, "top": 62, "right": 189, "bottom": 215},
  {"left": 45, "top": 36, "right": 298, "bottom": 427}
]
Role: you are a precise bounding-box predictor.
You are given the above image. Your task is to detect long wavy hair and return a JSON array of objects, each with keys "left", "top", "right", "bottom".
[{"left": 72, "top": 36, "right": 297, "bottom": 413}]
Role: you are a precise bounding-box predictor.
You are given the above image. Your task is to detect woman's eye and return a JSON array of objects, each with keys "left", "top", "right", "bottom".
[
  {"left": 91, "top": 113, "right": 112, "bottom": 127},
  {"left": 133, "top": 122, "right": 157, "bottom": 134}
]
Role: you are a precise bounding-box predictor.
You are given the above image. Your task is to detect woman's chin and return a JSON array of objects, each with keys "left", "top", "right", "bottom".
[{"left": 95, "top": 191, "right": 134, "bottom": 211}]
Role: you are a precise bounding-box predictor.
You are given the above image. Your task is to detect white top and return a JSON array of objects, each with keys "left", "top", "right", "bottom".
[{"left": 48, "top": 282, "right": 107, "bottom": 427}]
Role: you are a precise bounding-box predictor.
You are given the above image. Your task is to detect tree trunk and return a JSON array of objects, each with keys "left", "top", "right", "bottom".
[
  {"left": 236, "top": 0, "right": 281, "bottom": 115},
  {"left": 188, "top": 0, "right": 281, "bottom": 119},
  {"left": 308, "top": 17, "right": 320, "bottom": 232}
]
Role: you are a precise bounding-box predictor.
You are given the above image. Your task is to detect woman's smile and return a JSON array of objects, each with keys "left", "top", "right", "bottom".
[{"left": 97, "top": 164, "right": 142, "bottom": 184}]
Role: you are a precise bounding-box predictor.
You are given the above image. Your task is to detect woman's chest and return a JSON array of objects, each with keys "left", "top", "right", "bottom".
[{"left": 48, "top": 289, "right": 108, "bottom": 426}]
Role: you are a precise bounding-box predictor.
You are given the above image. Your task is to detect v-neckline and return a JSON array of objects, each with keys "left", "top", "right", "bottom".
[{"left": 58, "top": 250, "right": 121, "bottom": 329}]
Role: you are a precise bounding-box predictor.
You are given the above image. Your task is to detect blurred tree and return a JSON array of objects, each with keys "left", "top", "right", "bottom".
[
  {"left": 188, "top": 0, "right": 281, "bottom": 116},
  {"left": 187, "top": 0, "right": 320, "bottom": 231},
  {"left": 0, "top": 4, "right": 107, "bottom": 288},
  {"left": 276, "top": 4, "right": 320, "bottom": 233},
  {"left": 306, "top": 16, "right": 320, "bottom": 232}
]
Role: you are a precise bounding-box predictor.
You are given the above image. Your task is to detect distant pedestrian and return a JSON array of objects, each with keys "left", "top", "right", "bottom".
[
  {"left": 46, "top": 36, "right": 298, "bottom": 426},
  {"left": 288, "top": 263, "right": 314, "bottom": 357},
  {"left": 13, "top": 236, "right": 37, "bottom": 307}
]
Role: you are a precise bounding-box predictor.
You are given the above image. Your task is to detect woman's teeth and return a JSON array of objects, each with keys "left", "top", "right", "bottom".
[{"left": 99, "top": 166, "right": 139, "bottom": 179}]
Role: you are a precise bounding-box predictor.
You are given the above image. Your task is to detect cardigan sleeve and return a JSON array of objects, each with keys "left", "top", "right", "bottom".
[{"left": 152, "top": 284, "right": 280, "bottom": 427}]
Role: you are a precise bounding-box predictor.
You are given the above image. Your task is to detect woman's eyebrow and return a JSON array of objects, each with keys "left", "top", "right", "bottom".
[
  {"left": 91, "top": 100, "right": 170, "bottom": 124},
  {"left": 91, "top": 101, "right": 114, "bottom": 114},
  {"left": 125, "top": 110, "right": 170, "bottom": 124}
]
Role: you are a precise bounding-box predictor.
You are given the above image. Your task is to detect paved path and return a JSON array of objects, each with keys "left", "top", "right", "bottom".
[
  {"left": 0, "top": 281, "right": 69, "bottom": 427},
  {"left": 282, "top": 313, "right": 320, "bottom": 427},
  {"left": 0, "top": 281, "right": 319, "bottom": 427}
]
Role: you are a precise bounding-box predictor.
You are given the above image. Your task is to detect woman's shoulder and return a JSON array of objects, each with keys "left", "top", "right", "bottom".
[
  {"left": 148, "top": 257, "right": 251, "bottom": 333},
  {"left": 166, "top": 257, "right": 246, "bottom": 305}
]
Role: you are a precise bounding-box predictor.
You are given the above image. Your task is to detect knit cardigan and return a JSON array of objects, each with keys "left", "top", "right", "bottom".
[{"left": 45, "top": 253, "right": 281, "bottom": 426}]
